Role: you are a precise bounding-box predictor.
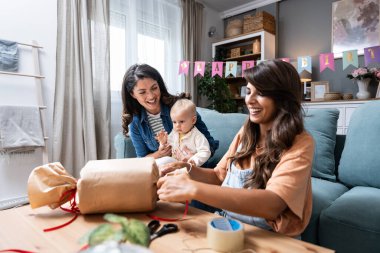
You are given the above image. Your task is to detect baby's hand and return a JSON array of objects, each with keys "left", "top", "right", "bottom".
[{"left": 155, "top": 130, "right": 168, "bottom": 145}]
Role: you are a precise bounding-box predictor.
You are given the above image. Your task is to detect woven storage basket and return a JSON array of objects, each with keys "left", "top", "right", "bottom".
[
  {"left": 230, "top": 47, "right": 241, "bottom": 58},
  {"left": 226, "top": 19, "right": 243, "bottom": 37},
  {"left": 343, "top": 93, "right": 353, "bottom": 100},
  {"left": 324, "top": 92, "right": 342, "bottom": 101},
  {"left": 244, "top": 11, "right": 275, "bottom": 34}
]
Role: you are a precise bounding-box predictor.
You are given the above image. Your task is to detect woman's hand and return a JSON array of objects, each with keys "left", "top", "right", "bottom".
[
  {"left": 157, "top": 174, "right": 196, "bottom": 202},
  {"left": 173, "top": 145, "right": 194, "bottom": 162},
  {"left": 159, "top": 161, "right": 190, "bottom": 176},
  {"left": 154, "top": 143, "right": 172, "bottom": 158}
]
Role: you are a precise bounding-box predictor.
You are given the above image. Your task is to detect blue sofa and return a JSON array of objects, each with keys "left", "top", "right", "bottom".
[{"left": 114, "top": 101, "right": 380, "bottom": 253}]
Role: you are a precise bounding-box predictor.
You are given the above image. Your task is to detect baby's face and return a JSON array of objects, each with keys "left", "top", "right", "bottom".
[{"left": 171, "top": 110, "right": 196, "bottom": 134}]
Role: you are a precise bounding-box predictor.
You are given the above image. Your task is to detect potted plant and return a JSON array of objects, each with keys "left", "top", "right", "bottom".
[{"left": 198, "top": 65, "right": 236, "bottom": 113}]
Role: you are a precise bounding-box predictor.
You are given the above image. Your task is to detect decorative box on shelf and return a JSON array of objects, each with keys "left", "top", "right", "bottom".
[
  {"left": 243, "top": 11, "right": 275, "bottom": 35},
  {"left": 230, "top": 47, "right": 241, "bottom": 58}
]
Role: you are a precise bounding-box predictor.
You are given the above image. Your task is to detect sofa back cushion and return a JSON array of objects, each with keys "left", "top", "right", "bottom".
[
  {"left": 197, "top": 107, "right": 247, "bottom": 167},
  {"left": 304, "top": 108, "right": 339, "bottom": 181},
  {"left": 338, "top": 100, "right": 380, "bottom": 188}
]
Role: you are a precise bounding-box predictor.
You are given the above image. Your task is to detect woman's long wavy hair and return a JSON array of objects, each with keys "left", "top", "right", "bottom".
[
  {"left": 121, "top": 64, "right": 186, "bottom": 136},
  {"left": 234, "top": 60, "right": 304, "bottom": 189}
]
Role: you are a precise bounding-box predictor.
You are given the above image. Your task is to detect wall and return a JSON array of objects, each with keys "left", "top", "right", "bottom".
[
  {"left": 277, "top": 0, "right": 377, "bottom": 96},
  {"left": 0, "top": 0, "right": 57, "bottom": 201},
  {"left": 202, "top": 0, "right": 378, "bottom": 98}
]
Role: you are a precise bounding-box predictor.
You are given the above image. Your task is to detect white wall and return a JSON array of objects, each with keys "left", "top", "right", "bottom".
[{"left": 0, "top": 0, "right": 57, "bottom": 201}]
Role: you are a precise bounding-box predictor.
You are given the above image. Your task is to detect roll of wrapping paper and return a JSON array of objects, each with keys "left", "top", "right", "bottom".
[{"left": 207, "top": 218, "right": 244, "bottom": 252}]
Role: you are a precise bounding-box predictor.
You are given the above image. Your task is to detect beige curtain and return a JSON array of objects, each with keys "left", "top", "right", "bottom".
[
  {"left": 181, "top": 0, "right": 203, "bottom": 103},
  {"left": 53, "top": 0, "right": 110, "bottom": 177}
]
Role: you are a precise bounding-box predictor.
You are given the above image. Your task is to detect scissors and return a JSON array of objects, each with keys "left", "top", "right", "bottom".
[{"left": 148, "top": 220, "right": 179, "bottom": 241}]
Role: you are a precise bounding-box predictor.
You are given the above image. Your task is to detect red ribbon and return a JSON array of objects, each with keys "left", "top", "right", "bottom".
[
  {"left": 147, "top": 200, "right": 189, "bottom": 222},
  {"left": 43, "top": 189, "right": 80, "bottom": 232},
  {"left": 0, "top": 250, "right": 36, "bottom": 253}
]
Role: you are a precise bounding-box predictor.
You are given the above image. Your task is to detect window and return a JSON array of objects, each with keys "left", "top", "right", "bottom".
[{"left": 110, "top": 0, "right": 183, "bottom": 94}]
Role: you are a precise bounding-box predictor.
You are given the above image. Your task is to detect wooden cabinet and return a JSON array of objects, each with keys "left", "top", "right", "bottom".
[
  {"left": 212, "top": 30, "right": 275, "bottom": 112},
  {"left": 303, "top": 100, "right": 370, "bottom": 134}
]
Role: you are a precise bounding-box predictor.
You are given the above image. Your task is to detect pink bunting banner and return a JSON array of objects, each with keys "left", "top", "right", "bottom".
[
  {"left": 211, "top": 62, "right": 223, "bottom": 77},
  {"left": 280, "top": 58, "right": 290, "bottom": 63},
  {"left": 319, "top": 53, "right": 335, "bottom": 72},
  {"left": 242, "top": 61, "right": 255, "bottom": 76},
  {"left": 193, "top": 61, "right": 206, "bottom": 77},
  {"left": 178, "top": 60, "right": 190, "bottom": 75}
]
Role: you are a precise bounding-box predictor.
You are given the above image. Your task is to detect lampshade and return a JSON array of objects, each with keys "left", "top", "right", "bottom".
[{"left": 300, "top": 70, "right": 312, "bottom": 82}]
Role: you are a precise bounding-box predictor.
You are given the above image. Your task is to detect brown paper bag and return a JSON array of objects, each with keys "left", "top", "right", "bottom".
[{"left": 77, "top": 158, "right": 159, "bottom": 214}]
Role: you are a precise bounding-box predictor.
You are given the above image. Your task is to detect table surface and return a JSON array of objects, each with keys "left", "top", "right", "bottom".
[{"left": 0, "top": 201, "right": 334, "bottom": 253}]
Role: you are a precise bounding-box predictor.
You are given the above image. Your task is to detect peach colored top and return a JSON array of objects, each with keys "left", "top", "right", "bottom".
[{"left": 214, "top": 128, "right": 314, "bottom": 236}]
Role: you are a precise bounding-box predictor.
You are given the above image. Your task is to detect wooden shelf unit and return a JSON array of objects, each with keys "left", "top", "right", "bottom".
[{"left": 212, "top": 30, "right": 275, "bottom": 112}]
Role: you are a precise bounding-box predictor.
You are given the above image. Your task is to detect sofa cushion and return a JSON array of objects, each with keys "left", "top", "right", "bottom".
[
  {"left": 304, "top": 108, "right": 339, "bottom": 181},
  {"left": 197, "top": 108, "right": 247, "bottom": 168},
  {"left": 319, "top": 186, "right": 380, "bottom": 253},
  {"left": 338, "top": 100, "right": 380, "bottom": 188},
  {"left": 301, "top": 177, "right": 348, "bottom": 244}
]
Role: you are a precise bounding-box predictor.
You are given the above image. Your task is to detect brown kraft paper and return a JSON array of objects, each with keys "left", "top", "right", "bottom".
[{"left": 27, "top": 158, "right": 159, "bottom": 214}]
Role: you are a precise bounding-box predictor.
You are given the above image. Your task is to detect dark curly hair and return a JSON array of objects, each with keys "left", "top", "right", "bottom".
[
  {"left": 232, "top": 60, "right": 304, "bottom": 189},
  {"left": 121, "top": 64, "right": 186, "bottom": 136}
]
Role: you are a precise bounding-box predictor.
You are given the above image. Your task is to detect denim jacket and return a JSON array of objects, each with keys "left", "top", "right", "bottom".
[{"left": 129, "top": 103, "right": 219, "bottom": 158}]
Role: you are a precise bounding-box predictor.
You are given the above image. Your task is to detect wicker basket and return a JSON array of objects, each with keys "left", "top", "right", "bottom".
[
  {"left": 243, "top": 11, "right": 275, "bottom": 34},
  {"left": 230, "top": 47, "right": 241, "bottom": 58},
  {"left": 226, "top": 19, "right": 243, "bottom": 37},
  {"left": 343, "top": 93, "right": 353, "bottom": 100},
  {"left": 324, "top": 92, "right": 342, "bottom": 101}
]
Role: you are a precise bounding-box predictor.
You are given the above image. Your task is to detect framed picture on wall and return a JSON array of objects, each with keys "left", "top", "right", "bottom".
[
  {"left": 331, "top": 0, "right": 380, "bottom": 58},
  {"left": 311, "top": 81, "right": 329, "bottom": 101}
]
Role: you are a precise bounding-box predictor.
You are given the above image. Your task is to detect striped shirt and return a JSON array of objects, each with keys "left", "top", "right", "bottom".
[{"left": 147, "top": 111, "right": 165, "bottom": 136}]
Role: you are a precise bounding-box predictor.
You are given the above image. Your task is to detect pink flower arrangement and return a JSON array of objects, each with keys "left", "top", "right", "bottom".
[
  {"left": 370, "top": 68, "right": 380, "bottom": 81},
  {"left": 347, "top": 67, "right": 373, "bottom": 80}
]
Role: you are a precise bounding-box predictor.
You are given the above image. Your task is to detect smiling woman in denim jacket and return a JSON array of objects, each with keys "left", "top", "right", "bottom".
[{"left": 121, "top": 64, "right": 219, "bottom": 165}]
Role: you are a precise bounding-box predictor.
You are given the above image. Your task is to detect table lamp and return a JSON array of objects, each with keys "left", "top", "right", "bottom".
[{"left": 300, "top": 70, "right": 312, "bottom": 100}]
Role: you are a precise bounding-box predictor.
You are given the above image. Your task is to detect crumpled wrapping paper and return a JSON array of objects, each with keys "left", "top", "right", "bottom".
[
  {"left": 28, "top": 162, "right": 77, "bottom": 209},
  {"left": 27, "top": 158, "right": 159, "bottom": 214}
]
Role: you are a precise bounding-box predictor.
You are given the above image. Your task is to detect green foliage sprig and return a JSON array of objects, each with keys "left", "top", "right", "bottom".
[{"left": 80, "top": 213, "right": 150, "bottom": 247}]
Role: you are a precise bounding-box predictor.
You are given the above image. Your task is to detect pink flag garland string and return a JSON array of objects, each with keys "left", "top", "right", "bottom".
[{"left": 178, "top": 45, "right": 380, "bottom": 77}]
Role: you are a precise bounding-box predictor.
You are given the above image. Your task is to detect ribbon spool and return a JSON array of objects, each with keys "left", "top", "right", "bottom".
[{"left": 207, "top": 218, "right": 244, "bottom": 252}]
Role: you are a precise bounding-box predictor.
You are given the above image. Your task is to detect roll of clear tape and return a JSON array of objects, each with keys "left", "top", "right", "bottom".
[{"left": 207, "top": 218, "right": 244, "bottom": 252}]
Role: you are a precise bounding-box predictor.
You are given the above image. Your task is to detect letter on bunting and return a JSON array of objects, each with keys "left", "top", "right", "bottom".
[
  {"left": 342, "top": 50, "right": 358, "bottom": 70},
  {"left": 364, "top": 46, "right": 380, "bottom": 66},
  {"left": 212, "top": 62, "right": 223, "bottom": 77},
  {"left": 225, "top": 61, "right": 237, "bottom": 77},
  {"left": 194, "top": 61, "right": 205, "bottom": 77},
  {"left": 242, "top": 61, "right": 255, "bottom": 76},
  {"left": 319, "top": 53, "right": 335, "bottom": 72}
]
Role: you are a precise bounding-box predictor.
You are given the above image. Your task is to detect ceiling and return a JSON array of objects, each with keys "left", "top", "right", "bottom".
[{"left": 201, "top": 0, "right": 258, "bottom": 12}]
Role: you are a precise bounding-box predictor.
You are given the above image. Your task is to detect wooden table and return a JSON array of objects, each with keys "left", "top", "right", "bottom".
[{"left": 0, "top": 202, "right": 333, "bottom": 253}]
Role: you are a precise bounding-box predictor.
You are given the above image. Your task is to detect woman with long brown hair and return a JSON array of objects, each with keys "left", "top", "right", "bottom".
[{"left": 158, "top": 60, "right": 314, "bottom": 237}]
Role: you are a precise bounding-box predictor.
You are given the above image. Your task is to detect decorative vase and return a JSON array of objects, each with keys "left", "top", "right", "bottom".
[{"left": 356, "top": 78, "right": 371, "bottom": 99}]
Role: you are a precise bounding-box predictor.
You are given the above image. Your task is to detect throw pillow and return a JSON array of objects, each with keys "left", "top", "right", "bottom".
[
  {"left": 338, "top": 101, "right": 380, "bottom": 188},
  {"left": 304, "top": 108, "right": 339, "bottom": 181}
]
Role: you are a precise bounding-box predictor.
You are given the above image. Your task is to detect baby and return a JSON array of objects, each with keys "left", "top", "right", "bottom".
[{"left": 155, "top": 99, "right": 211, "bottom": 168}]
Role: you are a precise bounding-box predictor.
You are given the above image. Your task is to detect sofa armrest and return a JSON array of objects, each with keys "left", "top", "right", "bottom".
[{"left": 114, "top": 132, "right": 137, "bottom": 159}]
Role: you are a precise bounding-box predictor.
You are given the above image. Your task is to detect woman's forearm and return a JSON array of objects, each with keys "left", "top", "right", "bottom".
[{"left": 192, "top": 182, "right": 286, "bottom": 220}]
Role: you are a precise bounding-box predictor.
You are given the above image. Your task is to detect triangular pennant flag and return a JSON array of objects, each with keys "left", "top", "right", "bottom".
[
  {"left": 211, "top": 62, "right": 223, "bottom": 77},
  {"left": 256, "top": 60, "right": 264, "bottom": 65},
  {"left": 225, "top": 61, "right": 237, "bottom": 77},
  {"left": 297, "top": 56, "right": 312, "bottom": 73},
  {"left": 319, "top": 53, "right": 335, "bottom": 72},
  {"left": 364, "top": 46, "right": 380, "bottom": 66},
  {"left": 280, "top": 58, "right": 290, "bottom": 63},
  {"left": 242, "top": 61, "right": 255, "bottom": 77},
  {"left": 193, "top": 61, "right": 205, "bottom": 77},
  {"left": 342, "top": 50, "right": 358, "bottom": 70},
  {"left": 178, "top": 61, "right": 189, "bottom": 75}
]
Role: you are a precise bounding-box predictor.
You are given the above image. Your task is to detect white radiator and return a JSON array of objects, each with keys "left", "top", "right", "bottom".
[{"left": 0, "top": 148, "right": 43, "bottom": 207}]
